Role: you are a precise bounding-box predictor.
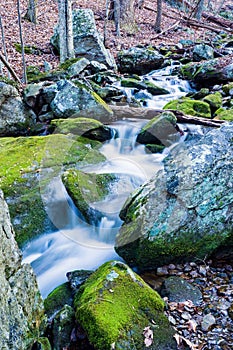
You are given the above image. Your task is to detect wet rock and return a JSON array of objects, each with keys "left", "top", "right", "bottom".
[
  {"left": 51, "top": 305, "right": 75, "bottom": 350},
  {"left": 115, "top": 124, "right": 233, "bottom": 269},
  {"left": 136, "top": 111, "right": 181, "bottom": 147},
  {"left": 117, "top": 46, "right": 164, "bottom": 74},
  {"left": 74, "top": 260, "right": 177, "bottom": 350},
  {"left": 66, "top": 270, "right": 93, "bottom": 291},
  {"left": 49, "top": 117, "right": 113, "bottom": 142},
  {"left": 44, "top": 282, "right": 73, "bottom": 319},
  {"left": 160, "top": 276, "right": 202, "bottom": 305}
]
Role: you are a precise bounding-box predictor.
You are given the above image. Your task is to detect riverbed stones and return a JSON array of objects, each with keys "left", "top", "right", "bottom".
[
  {"left": 115, "top": 123, "right": 233, "bottom": 270},
  {"left": 74, "top": 260, "right": 177, "bottom": 350},
  {"left": 0, "top": 190, "right": 46, "bottom": 349},
  {"left": 193, "top": 44, "right": 214, "bottom": 62},
  {"left": 0, "top": 82, "right": 36, "bottom": 136}
]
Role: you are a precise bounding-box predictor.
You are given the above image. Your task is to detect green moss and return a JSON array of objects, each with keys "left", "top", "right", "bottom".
[
  {"left": 44, "top": 282, "right": 73, "bottom": 318},
  {"left": 14, "top": 43, "right": 39, "bottom": 54},
  {"left": 33, "top": 337, "right": 51, "bottom": 350},
  {"left": 0, "top": 135, "right": 106, "bottom": 245},
  {"left": 59, "top": 57, "right": 82, "bottom": 70},
  {"left": 215, "top": 108, "right": 233, "bottom": 121},
  {"left": 203, "top": 92, "right": 222, "bottom": 112},
  {"left": 164, "top": 98, "right": 211, "bottom": 118},
  {"left": 74, "top": 261, "right": 175, "bottom": 350},
  {"left": 91, "top": 90, "right": 113, "bottom": 114},
  {"left": 62, "top": 169, "right": 116, "bottom": 221},
  {"left": 222, "top": 82, "right": 233, "bottom": 95},
  {"left": 121, "top": 78, "right": 146, "bottom": 89},
  {"left": 50, "top": 117, "right": 102, "bottom": 135}
]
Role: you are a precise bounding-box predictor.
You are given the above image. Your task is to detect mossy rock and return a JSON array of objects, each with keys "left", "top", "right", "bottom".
[
  {"left": 163, "top": 98, "right": 211, "bottom": 118},
  {"left": 214, "top": 108, "right": 233, "bottom": 121},
  {"left": 0, "top": 135, "right": 106, "bottom": 246},
  {"left": 62, "top": 169, "right": 116, "bottom": 223},
  {"left": 121, "top": 78, "right": 147, "bottom": 90},
  {"left": 44, "top": 282, "right": 73, "bottom": 318},
  {"left": 74, "top": 260, "right": 176, "bottom": 350},
  {"left": 222, "top": 82, "right": 233, "bottom": 95},
  {"left": 136, "top": 111, "right": 179, "bottom": 147},
  {"left": 32, "top": 337, "right": 52, "bottom": 350},
  {"left": 145, "top": 144, "right": 165, "bottom": 154},
  {"left": 144, "top": 81, "right": 169, "bottom": 95},
  {"left": 203, "top": 92, "right": 222, "bottom": 113},
  {"left": 50, "top": 117, "right": 112, "bottom": 142}
]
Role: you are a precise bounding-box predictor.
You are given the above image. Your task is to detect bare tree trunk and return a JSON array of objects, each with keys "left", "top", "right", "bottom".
[
  {"left": 114, "top": 0, "right": 121, "bottom": 36},
  {"left": 25, "top": 0, "right": 38, "bottom": 24},
  {"left": 58, "top": 0, "right": 74, "bottom": 63},
  {"left": 155, "top": 0, "right": 162, "bottom": 32},
  {"left": 0, "top": 15, "right": 9, "bottom": 77},
  {"left": 17, "top": 0, "right": 27, "bottom": 83},
  {"left": 194, "top": 0, "right": 205, "bottom": 20},
  {"left": 119, "top": 0, "right": 136, "bottom": 31}
]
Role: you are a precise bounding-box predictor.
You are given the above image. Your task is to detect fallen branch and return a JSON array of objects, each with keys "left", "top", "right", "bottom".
[
  {"left": 202, "top": 12, "right": 233, "bottom": 29},
  {"left": 0, "top": 51, "right": 22, "bottom": 84},
  {"left": 110, "top": 105, "right": 225, "bottom": 127},
  {"left": 150, "top": 20, "right": 181, "bottom": 40}
]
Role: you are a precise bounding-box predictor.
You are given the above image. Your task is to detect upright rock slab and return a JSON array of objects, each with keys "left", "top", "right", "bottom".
[
  {"left": 0, "top": 190, "right": 46, "bottom": 349},
  {"left": 115, "top": 124, "right": 233, "bottom": 269},
  {"left": 51, "top": 9, "right": 116, "bottom": 70}
]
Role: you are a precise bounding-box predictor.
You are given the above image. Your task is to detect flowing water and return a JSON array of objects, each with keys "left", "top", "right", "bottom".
[{"left": 22, "top": 67, "right": 194, "bottom": 298}]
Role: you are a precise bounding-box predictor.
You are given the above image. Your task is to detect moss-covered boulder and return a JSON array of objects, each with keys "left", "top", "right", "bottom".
[
  {"left": 50, "top": 117, "right": 112, "bottom": 142},
  {"left": 115, "top": 124, "right": 233, "bottom": 269},
  {"left": 214, "top": 108, "right": 233, "bottom": 121},
  {"left": 44, "top": 282, "right": 73, "bottom": 318},
  {"left": 0, "top": 135, "right": 106, "bottom": 246},
  {"left": 222, "top": 82, "right": 233, "bottom": 96},
  {"left": 136, "top": 111, "right": 180, "bottom": 147},
  {"left": 74, "top": 261, "right": 176, "bottom": 350},
  {"left": 163, "top": 97, "right": 211, "bottom": 118},
  {"left": 180, "top": 55, "right": 233, "bottom": 86},
  {"left": 203, "top": 92, "right": 222, "bottom": 113},
  {"left": 51, "top": 80, "right": 114, "bottom": 122},
  {"left": 62, "top": 169, "right": 116, "bottom": 223},
  {"left": 121, "top": 78, "right": 169, "bottom": 95}
]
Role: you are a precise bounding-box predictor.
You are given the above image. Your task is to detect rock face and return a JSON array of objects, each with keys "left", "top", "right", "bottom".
[
  {"left": 50, "top": 80, "right": 114, "bottom": 122},
  {"left": 51, "top": 9, "right": 116, "bottom": 69},
  {"left": 115, "top": 124, "right": 233, "bottom": 270},
  {"left": 74, "top": 261, "right": 176, "bottom": 350},
  {"left": 117, "top": 46, "right": 164, "bottom": 74},
  {"left": 0, "top": 82, "right": 36, "bottom": 136},
  {"left": 0, "top": 190, "right": 46, "bottom": 349}
]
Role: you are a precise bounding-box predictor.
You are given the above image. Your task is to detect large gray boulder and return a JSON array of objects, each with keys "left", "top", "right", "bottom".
[
  {"left": 0, "top": 190, "right": 46, "bottom": 349},
  {"left": 50, "top": 80, "right": 114, "bottom": 122},
  {"left": 115, "top": 124, "right": 233, "bottom": 270},
  {"left": 117, "top": 46, "right": 164, "bottom": 74},
  {"left": 0, "top": 82, "right": 36, "bottom": 136},
  {"left": 51, "top": 9, "right": 116, "bottom": 70},
  {"left": 193, "top": 44, "right": 214, "bottom": 62}
]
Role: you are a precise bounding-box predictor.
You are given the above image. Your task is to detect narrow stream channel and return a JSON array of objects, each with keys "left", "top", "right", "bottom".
[{"left": 22, "top": 66, "right": 194, "bottom": 298}]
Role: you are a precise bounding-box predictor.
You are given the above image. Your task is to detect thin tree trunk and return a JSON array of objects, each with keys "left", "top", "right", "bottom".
[
  {"left": 194, "top": 0, "right": 205, "bottom": 20},
  {"left": 114, "top": 0, "right": 121, "bottom": 36},
  {"left": 17, "top": 0, "right": 27, "bottom": 83},
  {"left": 25, "top": 0, "right": 38, "bottom": 24},
  {"left": 155, "top": 0, "right": 162, "bottom": 33},
  {"left": 0, "top": 51, "right": 21, "bottom": 84},
  {"left": 58, "top": 0, "right": 74, "bottom": 63},
  {"left": 0, "top": 15, "right": 9, "bottom": 77}
]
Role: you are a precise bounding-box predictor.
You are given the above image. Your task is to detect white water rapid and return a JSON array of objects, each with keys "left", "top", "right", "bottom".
[{"left": 22, "top": 68, "right": 194, "bottom": 298}]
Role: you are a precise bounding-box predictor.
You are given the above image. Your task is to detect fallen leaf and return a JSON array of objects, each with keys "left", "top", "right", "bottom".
[
  {"left": 143, "top": 326, "right": 153, "bottom": 347},
  {"left": 186, "top": 319, "right": 197, "bottom": 332}
]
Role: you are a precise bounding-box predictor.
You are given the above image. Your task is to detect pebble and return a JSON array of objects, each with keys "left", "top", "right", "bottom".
[{"left": 145, "top": 260, "right": 233, "bottom": 349}]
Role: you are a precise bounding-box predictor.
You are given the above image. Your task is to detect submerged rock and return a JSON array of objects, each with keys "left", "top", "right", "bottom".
[
  {"left": 0, "top": 190, "right": 46, "bottom": 349},
  {"left": 74, "top": 260, "right": 176, "bottom": 350},
  {"left": 62, "top": 169, "right": 116, "bottom": 223},
  {"left": 115, "top": 124, "right": 233, "bottom": 269}
]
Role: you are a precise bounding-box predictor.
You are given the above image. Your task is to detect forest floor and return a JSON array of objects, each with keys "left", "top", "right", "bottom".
[{"left": 0, "top": 0, "right": 233, "bottom": 80}]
